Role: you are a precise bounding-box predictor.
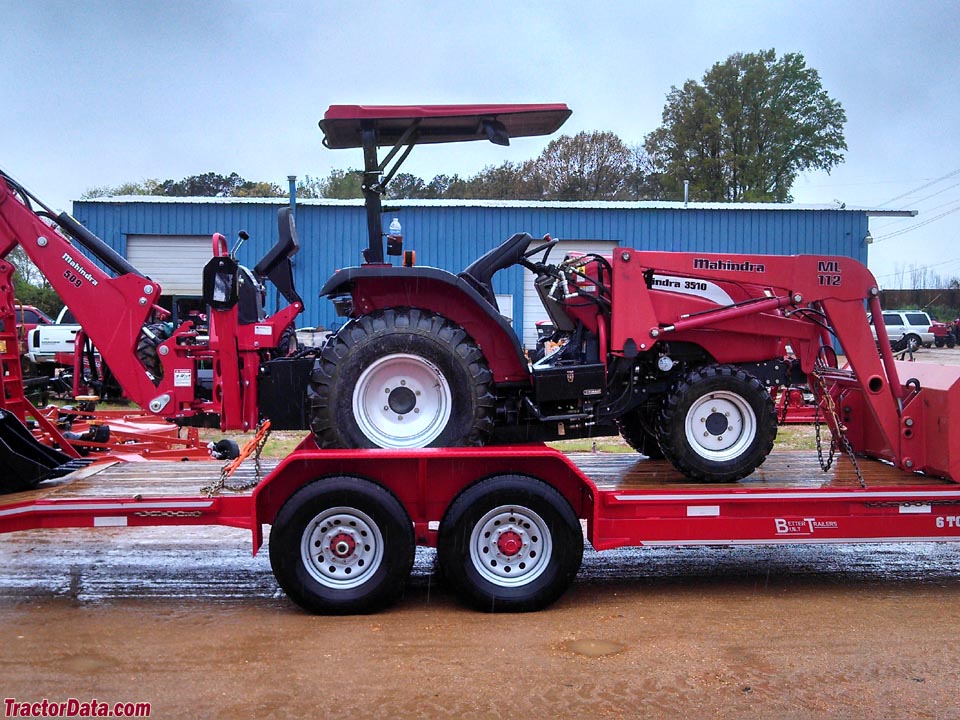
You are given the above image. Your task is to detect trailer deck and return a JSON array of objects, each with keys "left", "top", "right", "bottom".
[
  {"left": 4, "top": 449, "right": 959, "bottom": 542},
  {"left": 6, "top": 445, "right": 960, "bottom": 612}
]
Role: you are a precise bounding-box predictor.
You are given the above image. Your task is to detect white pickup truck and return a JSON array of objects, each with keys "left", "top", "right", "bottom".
[{"left": 25, "top": 307, "right": 91, "bottom": 371}]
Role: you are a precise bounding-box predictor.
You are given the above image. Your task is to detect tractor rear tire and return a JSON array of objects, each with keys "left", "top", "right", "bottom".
[
  {"left": 309, "top": 308, "right": 495, "bottom": 449},
  {"left": 616, "top": 408, "right": 665, "bottom": 459},
  {"left": 657, "top": 364, "right": 777, "bottom": 482}
]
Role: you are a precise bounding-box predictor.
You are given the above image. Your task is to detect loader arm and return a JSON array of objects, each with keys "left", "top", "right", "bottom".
[{"left": 610, "top": 250, "right": 916, "bottom": 473}]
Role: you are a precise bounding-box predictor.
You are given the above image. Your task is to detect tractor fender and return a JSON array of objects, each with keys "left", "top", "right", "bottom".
[{"left": 320, "top": 266, "right": 530, "bottom": 383}]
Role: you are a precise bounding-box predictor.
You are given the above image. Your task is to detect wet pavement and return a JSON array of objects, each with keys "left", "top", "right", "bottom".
[{"left": 3, "top": 526, "right": 960, "bottom": 718}]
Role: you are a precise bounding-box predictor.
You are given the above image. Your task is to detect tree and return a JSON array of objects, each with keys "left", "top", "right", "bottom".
[
  {"left": 386, "top": 173, "right": 427, "bottom": 199},
  {"left": 8, "top": 246, "right": 63, "bottom": 316},
  {"left": 535, "top": 131, "right": 636, "bottom": 200},
  {"left": 644, "top": 49, "right": 847, "bottom": 202},
  {"left": 83, "top": 173, "right": 283, "bottom": 199},
  {"left": 318, "top": 168, "right": 363, "bottom": 199}
]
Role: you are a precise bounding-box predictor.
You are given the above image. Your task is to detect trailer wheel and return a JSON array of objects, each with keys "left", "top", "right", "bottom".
[
  {"left": 616, "top": 409, "right": 665, "bottom": 459},
  {"left": 657, "top": 364, "right": 776, "bottom": 482},
  {"left": 936, "top": 338, "right": 946, "bottom": 348},
  {"left": 438, "top": 475, "right": 583, "bottom": 612},
  {"left": 269, "top": 476, "right": 415, "bottom": 614},
  {"left": 309, "top": 309, "right": 494, "bottom": 449}
]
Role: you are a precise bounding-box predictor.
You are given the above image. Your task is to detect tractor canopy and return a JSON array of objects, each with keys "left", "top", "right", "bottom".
[{"left": 319, "top": 104, "right": 572, "bottom": 149}]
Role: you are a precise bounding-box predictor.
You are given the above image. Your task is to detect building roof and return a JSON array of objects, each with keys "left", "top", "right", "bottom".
[{"left": 77, "top": 195, "right": 917, "bottom": 217}]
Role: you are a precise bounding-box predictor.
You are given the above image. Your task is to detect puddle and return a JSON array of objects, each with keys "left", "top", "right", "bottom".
[{"left": 563, "top": 638, "right": 627, "bottom": 658}]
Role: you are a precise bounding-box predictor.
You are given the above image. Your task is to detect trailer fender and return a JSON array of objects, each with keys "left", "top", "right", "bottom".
[
  {"left": 321, "top": 267, "right": 530, "bottom": 383},
  {"left": 250, "top": 443, "right": 599, "bottom": 553}
]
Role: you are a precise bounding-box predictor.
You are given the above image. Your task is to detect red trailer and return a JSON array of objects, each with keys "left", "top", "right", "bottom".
[{"left": 5, "top": 438, "right": 960, "bottom": 615}]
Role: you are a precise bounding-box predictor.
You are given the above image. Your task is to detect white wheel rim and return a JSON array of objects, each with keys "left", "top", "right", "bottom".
[
  {"left": 683, "top": 389, "right": 757, "bottom": 462},
  {"left": 469, "top": 505, "right": 552, "bottom": 587},
  {"left": 352, "top": 353, "right": 452, "bottom": 448},
  {"left": 300, "top": 507, "right": 383, "bottom": 589}
]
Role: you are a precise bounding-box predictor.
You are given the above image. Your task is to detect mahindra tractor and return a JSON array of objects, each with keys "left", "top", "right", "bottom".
[{"left": 307, "top": 103, "right": 953, "bottom": 484}]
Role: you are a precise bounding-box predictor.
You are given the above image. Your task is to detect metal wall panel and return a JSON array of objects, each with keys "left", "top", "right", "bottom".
[{"left": 73, "top": 200, "right": 869, "bottom": 347}]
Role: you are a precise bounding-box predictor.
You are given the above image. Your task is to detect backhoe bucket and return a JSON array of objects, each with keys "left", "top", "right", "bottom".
[{"left": 0, "top": 409, "right": 81, "bottom": 493}]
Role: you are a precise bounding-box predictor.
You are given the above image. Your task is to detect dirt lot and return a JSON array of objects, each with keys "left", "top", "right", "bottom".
[{"left": 3, "top": 345, "right": 960, "bottom": 719}]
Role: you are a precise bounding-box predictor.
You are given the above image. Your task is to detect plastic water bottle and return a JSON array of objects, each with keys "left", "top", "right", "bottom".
[{"left": 388, "top": 217, "right": 402, "bottom": 241}]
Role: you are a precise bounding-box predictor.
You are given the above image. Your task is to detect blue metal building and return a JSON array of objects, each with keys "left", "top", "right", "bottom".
[{"left": 72, "top": 197, "right": 899, "bottom": 349}]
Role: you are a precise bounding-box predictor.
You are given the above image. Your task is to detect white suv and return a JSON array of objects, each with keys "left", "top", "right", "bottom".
[{"left": 869, "top": 310, "right": 935, "bottom": 351}]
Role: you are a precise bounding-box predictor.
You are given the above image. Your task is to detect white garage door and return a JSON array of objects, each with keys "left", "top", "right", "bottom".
[
  {"left": 521, "top": 240, "right": 618, "bottom": 349},
  {"left": 126, "top": 235, "right": 211, "bottom": 296}
]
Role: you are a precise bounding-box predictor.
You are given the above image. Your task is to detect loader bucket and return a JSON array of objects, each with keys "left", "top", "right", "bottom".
[
  {"left": 0, "top": 409, "right": 81, "bottom": 493},
  {"left": 897, "top": 362, "right": 960, "bottom": 482}
]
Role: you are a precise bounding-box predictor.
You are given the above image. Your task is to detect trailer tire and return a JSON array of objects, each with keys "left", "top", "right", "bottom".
[
  {"left": 657, "top": 364, "right": 777, "bottom": 482},
  {"left": 616, "top": 408, "right": 665, "bottom": 459},
  {"left": 269, "top": 476, "right": 415, "bottom": 615},
  {"left": 936, "top": 338, "right": 946, "bottom": 348},
  {"left": 309, "top": 309, "right": 494, "bottom": 449},
  {"left": 438, "top": 475, "right": 583, "bottom": 612}
]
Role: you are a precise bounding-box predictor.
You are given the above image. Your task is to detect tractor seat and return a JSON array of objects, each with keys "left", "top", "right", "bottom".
[
  {"left": 458, "top": 232, "right": 532, "bottom": 308},
  {"left": 255, "top": 207, "right": 300, "bottom": 279}
]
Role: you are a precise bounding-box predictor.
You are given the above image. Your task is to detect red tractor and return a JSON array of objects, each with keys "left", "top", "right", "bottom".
[
  {"left": 932, "top": 319, "right": 958, "bottom": 348},
  {"left": 306, "top": 104, "right": 925, "bottom": 483}
]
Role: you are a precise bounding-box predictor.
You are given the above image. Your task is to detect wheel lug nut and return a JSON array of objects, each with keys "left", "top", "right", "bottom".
[
  {"left": 383, "top": 406, "right": 389, "bottom": 411},
  {"left": 400, "top": 380, "right": 406, "bottom": 386},
  {"left": 414, "top": 408, "right": 420, "bottom": 413}
]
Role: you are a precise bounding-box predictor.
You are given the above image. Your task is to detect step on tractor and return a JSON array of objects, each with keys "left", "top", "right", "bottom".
[{"left": 308, "top": 103, "right": 960, "bottom": 485}]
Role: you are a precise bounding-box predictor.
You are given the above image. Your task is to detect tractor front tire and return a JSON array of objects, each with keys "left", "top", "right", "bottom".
[
  {"left": 309, "top": 309, "right": 494, "bottom": 449},
  {"left": 657, "top": 364, "right": 777, "bottom": 482}
]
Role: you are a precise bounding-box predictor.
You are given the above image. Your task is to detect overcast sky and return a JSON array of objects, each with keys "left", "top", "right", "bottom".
[{"left": 2, "top": 0, "right": 958, "bottom": 288}]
